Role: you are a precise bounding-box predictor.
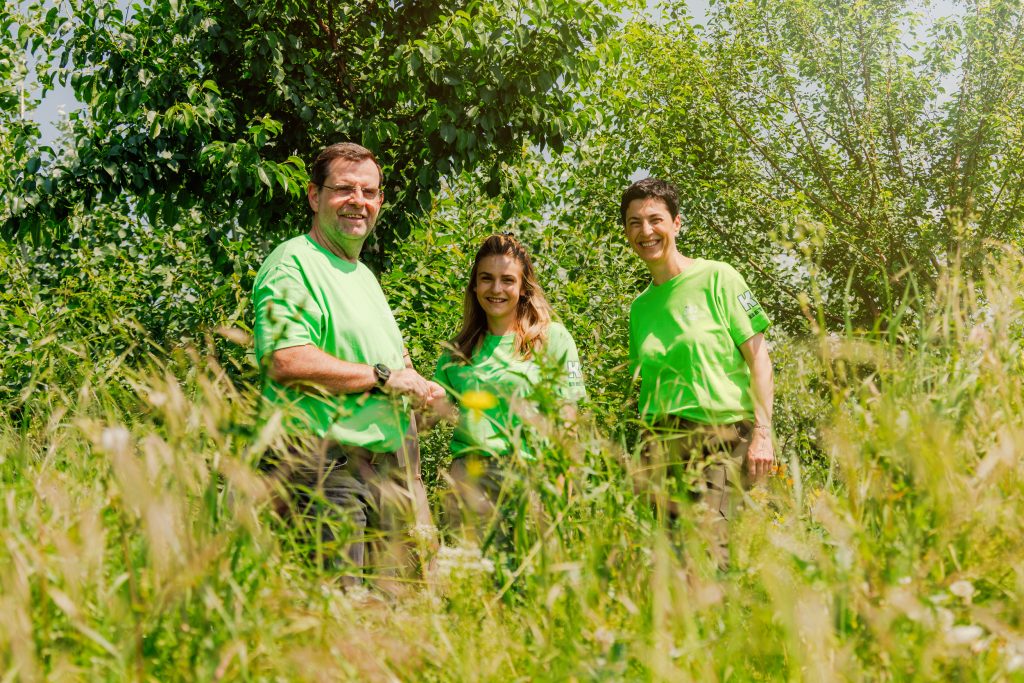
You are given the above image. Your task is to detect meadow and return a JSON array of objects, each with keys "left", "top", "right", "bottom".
[
  {"left": 1, "top": 233, "right": 1022, "bottom": 681},
  {"left": 5, "top": 0, "right": 1024, "bottom": 679}
]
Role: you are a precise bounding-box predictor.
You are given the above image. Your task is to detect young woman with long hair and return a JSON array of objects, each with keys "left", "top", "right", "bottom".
[{"left": 429, "top": 233, "right": 585, "bottom": 537}]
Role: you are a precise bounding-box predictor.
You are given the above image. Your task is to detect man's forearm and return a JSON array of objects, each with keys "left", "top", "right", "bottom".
[{"left": 270, "top": 344, "right": 377, "bottom": 395}]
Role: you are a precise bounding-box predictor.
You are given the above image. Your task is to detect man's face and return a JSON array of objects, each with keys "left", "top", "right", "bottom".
[
  {"left": 623, "top": 197, "right": 681, "bottom": 265},
  {"left": 307, "top": 157, "right": 384, "bottom": 250}
]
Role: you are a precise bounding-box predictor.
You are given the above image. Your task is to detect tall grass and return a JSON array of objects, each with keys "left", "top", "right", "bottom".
[{"left": 1, "top": 252, "right": 1022, "bottom": 680}]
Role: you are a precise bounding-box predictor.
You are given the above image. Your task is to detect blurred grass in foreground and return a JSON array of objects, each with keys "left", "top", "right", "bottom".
[{"left": 0, "top": 251, "right": 1022, "bottom": 681}]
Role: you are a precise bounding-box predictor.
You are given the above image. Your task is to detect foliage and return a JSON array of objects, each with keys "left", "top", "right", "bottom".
[
  {"left": 3, "top": 0, "right": 1024, "bottom": 678},
  {"left": 0, "top": 202, "right": 257, "bottom": 419},
  {"left": 0, "top": 4, "right": 42, "bottom": 205},
  {"left": 3, "top": 0, "right": 623, "bottom": 270},
  {"left": 581, "top": 0, "right": 1024, "bottom": 330}
]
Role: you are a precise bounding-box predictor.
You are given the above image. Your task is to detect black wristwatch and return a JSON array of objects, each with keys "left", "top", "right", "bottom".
[{"left": 372, "top": 363, "right": 391, "bottom": 391}]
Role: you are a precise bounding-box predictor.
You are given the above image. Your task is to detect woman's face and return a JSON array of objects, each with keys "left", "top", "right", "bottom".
[
  {"left": 624, "top": 197, "right": 681, "bottom": 266},
  {"left": 474, "top": 254, "right": 524, "bottom": 326}
]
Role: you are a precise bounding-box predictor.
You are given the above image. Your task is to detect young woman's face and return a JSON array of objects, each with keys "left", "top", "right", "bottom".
[
  {"left": 624, "top": 197, "right": 681, "bottom": 266},
  {"left": 474, "top": 254, "right": 524, "bottom": 326}
]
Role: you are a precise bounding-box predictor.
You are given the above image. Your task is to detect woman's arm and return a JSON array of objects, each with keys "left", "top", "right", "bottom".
[{"left": 739, "top": 333, "right": 775, "bottom": 480}]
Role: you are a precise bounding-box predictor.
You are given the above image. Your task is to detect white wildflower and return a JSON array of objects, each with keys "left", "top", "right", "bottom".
[
  {"left": 949, "top": 580, "right": 975, "bottom": 602},
  {"left": 945, "top": 624, "right": 984, "bottom": 647},
  {"left": 434, "top": 544, "right": 495, "bottom": 580},
  {"left": 592, "top": 627, "right": 615, "bottom": 651},
  {"left": 100, "top": 426, "right": 132, "bottom": 455},
  {"left": 410, "top": 524, "right": 439, "bottom": 544}
]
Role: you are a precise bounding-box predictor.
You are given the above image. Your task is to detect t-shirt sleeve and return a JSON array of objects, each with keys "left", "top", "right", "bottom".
[
  {"left": 628, "top": 308, "right": 640, "bottom": 381},
  {"left": 716, "top": 264, "right": 772, "bottom": 347},
  {"left": 432, "top": 350, "right": 457, "bottom": 400},
  {"left": 253, "top": 264, "right": 323, "bottom": 364},
  {"left": 545, "top": 324, "right": 587, "bottom": 403}
]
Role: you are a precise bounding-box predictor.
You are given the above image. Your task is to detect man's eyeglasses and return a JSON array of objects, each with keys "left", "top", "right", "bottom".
[{"left": 318, "top": 183, "right": 381, "bottom": 201}]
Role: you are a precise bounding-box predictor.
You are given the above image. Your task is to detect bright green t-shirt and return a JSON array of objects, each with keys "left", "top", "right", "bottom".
[
  {"left": 253, "top": 234, "right": 409, "bottom": 453},
  {"left": 629, "top": 259, "right": 771, "bottom": 424},
  {"left": 433, "top": 321, "right": 586, "bottom": 458}
]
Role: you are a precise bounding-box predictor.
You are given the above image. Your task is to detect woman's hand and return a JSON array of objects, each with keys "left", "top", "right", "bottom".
[
  {"left": 740, "top": 333, "right": 775, "bottom": 481},
  {"left": 746, "top": 425, "right": 775, "bottom": 480},
  {"left": 418, "top": 384, "right": 458, "bottom": 430}
]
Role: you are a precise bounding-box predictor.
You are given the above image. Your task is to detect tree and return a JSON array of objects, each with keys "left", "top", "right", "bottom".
[
  {"left": 571, "top": 0, "right": 1024, "bottom": 331},
  {"left": 4, "top": 0, "right": 622, "bottom": 269},
  {"left": 701, "top": 0, "right": 1024, "bottom": 326}
]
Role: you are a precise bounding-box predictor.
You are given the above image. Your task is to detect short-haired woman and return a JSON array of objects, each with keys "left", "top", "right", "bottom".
[{"left": 621, "top": 177, "right": 774, "bottom": 570}]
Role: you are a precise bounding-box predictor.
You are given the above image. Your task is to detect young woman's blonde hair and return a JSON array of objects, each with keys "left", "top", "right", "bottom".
[{"left": 450, "top": 233, "right": 553, "bottom": 361}]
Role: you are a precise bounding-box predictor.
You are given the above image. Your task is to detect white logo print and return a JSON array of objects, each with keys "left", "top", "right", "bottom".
[
  {"left": 737, "top": 290, "right": 758, "bottom": 312},
  {"left": 566, "top": 361, "right": 582, "bottom": 379}
]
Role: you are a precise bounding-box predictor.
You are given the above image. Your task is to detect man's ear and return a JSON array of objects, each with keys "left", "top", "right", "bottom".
[{"left": 307, "top": 183, "right": 319, "bottom": 212}]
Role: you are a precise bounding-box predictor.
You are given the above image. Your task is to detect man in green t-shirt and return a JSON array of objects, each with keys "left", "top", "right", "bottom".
[{"left": 253, "top": 142, "right": 442, "bottom": 581}]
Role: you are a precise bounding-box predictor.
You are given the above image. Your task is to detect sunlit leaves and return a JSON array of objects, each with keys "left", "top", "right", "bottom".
[{"left": 3, "top": 0, "right": 624, "bottom": 270}]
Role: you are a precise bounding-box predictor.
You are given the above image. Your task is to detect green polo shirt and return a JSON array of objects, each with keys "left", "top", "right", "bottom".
[
  {"left": 629, "top": 259, "right": 771, "bottom": 424},
  {"left": 253, "top": 235, "right": 409, "bottom": 452},
  {"left": 433, "top": 322, "right": 586, "bottom": 458}
]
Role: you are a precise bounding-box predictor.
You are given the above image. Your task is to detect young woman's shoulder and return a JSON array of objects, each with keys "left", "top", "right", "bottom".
[
  {"left": 544, "top": 320, "right": 581, "bottom": 355},
  {"left": 547, "top": 320, "right": 573, "bottom": 340}
]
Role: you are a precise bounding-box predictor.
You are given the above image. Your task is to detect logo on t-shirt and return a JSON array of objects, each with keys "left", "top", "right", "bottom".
[
  {"left": 566, "top": 361, "right": 582, "bottom": 379},
  {"left": 738, "top": 290, "right": 760, "bottom": 313}
]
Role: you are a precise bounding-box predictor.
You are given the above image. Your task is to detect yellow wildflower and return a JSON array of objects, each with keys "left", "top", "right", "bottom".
[{"left": 461, "top": 390, "right": 498, "bottom": 413}]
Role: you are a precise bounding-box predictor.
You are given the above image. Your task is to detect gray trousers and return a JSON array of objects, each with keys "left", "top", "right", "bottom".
[
  {"left": 639, "top": 418, "right": 753, "bottom": 570},
  {"left": 281, "top": 429, "right": 421, "bottom": 581}
]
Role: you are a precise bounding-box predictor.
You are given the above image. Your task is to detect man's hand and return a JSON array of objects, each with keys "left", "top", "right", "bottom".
[
  {"left": 382, "top": 367, "right": 434, "bottom": 404},
  {"left": 745, "top": 426, "right": 775, "bottom": 480}
]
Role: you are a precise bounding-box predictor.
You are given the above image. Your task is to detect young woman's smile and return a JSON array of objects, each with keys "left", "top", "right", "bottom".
[
  {"left": 475, "top": 254, "right": 524, "bottom": 334},
  {"left": 624, "top": 197, "right": 681, "bottom": 265}
]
